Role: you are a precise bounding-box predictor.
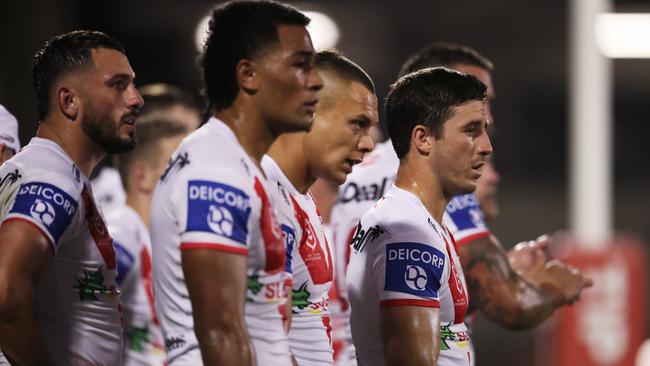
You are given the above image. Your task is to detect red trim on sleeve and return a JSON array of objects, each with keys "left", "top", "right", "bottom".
[
  {"left": 3, "top": 217, "right": 55, "bottom": 248},
  {"left": 180, "top": 242, "right": 248, "bottom": 256},
  {"left": 380, "top": 299, "right": 440, "bottom": 308},
  {"left": 454, "top": 231, "right": 491, "bottom": 247}
]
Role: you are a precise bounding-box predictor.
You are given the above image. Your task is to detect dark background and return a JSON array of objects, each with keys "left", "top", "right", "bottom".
[{"left": 1, "top": 0, "right": 649, "bottom": 364}]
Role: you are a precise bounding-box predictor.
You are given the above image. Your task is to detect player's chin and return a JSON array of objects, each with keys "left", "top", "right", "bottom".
[
  {"left": 455, "top": 179, "right": 478, "bottom": 195},
  {"left": 282, "top": 114, "right": 313, "bottom": 133},
  {"left": 322, "top": 168, "right": 347, "bottom": 186}
]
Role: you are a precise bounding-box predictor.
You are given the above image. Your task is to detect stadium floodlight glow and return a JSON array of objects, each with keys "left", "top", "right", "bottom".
[
  {"left": 195, "top": 15, "right": 211, "bottom": 52},
  {"left": 595, "top": 13, "right": 650, "bottom": 58},
  {"left": 303, "top": 11, "right": 340, "bottom": 50}
]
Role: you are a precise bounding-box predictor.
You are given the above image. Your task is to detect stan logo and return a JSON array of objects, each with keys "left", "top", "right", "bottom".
[
  {"left": 207, "top": 204, "right": 234, "bottom": 236},
  {"left": 404, "top": 265, "right": 428, "bottom": 291},
  {"left": 29, "top": 199, "right": 56, "bottom": 226}
]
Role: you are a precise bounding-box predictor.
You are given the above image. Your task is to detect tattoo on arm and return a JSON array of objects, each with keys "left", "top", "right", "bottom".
[{"left": 459, "top": 236, "right": 561, "bottom": 330}]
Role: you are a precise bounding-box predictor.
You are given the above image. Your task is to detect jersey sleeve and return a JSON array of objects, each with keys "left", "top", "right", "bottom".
[
  {"left": 443, "top": 193, "right": 490, "bottom": 246},
  {"left": 369, "top": 218, "right": 448, "bottom": 309},
  {"left": 172, "top": 168, "right": 253, "bottom": 255},
  {"left": 2, "top": 176, "right": 79, "bottom": 251}
]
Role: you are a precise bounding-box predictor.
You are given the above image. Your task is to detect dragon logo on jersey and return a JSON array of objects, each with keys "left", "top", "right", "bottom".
[
  {"left": 439, "top": 323, "right": 470, "bottom": 350},
  {"left": 207, "top": 205, "right": 234, "bottom": 236},
  {"left": 292, "top": 282, "right": 312, "bottom": 310},
  {"left": 73, "top": 267, "right": 119, "bottom": 301},
  {"left": 29, "top": 199, "right": 56, "bottom": 225},
  {"left": 247, "top": 274, "right": 263, "bottom": 297},
  {"left": 125, "top": 325, "right": 151, "bottom": 352},
  {"left": 404, "top": 265, "right": 428, "bottom": 291}
]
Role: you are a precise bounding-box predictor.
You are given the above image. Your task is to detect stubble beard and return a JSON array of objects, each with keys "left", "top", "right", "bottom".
[{"left": 81, "top": 102, "right": 136, "bottom": 154}]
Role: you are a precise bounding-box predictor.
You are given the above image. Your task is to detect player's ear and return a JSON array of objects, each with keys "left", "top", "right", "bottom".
[
  {"left": 236, "top": 59, "right": 258, "bottom": 95},
  {"left": 57, "top": 86, "right": 79, "bottom": 121},
  {"left": 411, "top": 124, "right": 432, "bottom": 156}
]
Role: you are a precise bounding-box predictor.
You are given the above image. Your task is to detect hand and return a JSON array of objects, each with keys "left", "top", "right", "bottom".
[
  {"left": 508, "top": 235, "right": 550, "bottom": 280},
  {"left": 538, "top": 260, "right": 593, "bottom": 305}
]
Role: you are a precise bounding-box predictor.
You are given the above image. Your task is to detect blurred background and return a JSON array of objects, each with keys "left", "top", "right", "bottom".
[{"left": 1, "top": 0, "right": 648, "bottom": 364}]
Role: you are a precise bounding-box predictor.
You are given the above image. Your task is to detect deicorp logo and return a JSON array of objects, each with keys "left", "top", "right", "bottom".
[
  {"left": 9, "top": 181, "right": 78, "bottom": 244},
  {"left": 187, "top": 180, "right": 251, "bottom": 244},
  {"left": 30, "top": 199, "right": 56, "bottom": 225},
  {"left": 385, "top": 242, "right": 445, "bottom": 298},
  {"left": 404, "top": 265, "right": 428, "bottom": 291}
]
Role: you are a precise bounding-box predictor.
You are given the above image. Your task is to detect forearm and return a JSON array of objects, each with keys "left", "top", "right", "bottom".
[
  {"left": 0, "top": 289, "right": 53, "bottom": 365},
  {"left": 462, "top": 237, "right": 562, "bottom": 330},
  {"left": 471, "top": 272, "right": 562, "bottom": 330}
]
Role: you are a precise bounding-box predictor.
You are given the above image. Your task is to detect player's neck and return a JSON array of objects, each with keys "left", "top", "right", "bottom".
[
  {"left": 36, "top": 120, "right": 105, "bottom": 177},
  {"left": 126, "top": 192, "right": 151, "bottom": 227},
  {"left": 214, "top": 106, "right": 276, "bottom": 166},
  {"left": 394, "top": 159, "right": 448, "bottom": 223},
  {"left": 267, "top": 133, "right": 314, "bottom": 194}
]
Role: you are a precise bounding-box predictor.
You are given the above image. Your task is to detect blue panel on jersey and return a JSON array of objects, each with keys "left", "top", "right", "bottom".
[
  {"left": 186, "top": 180, "right": 251, "bottom": 245},
  {"left": 444, "top": 193, "right": 486, "bottom": 231},
  {"left": 384, "top": 242, "right": 445, "bottom": 298},
  {"left": 281, "top": 224, "right": 296, "bottom": 274},
  {"left": 9, "top": 181, "right": 78, "bottom": 245},
  {"left": 113, "top": 241, "right": 135, "bottom": 286}
]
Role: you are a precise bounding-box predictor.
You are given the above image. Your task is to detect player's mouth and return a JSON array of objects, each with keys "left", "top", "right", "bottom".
[
  {"left": 344, "top": 158, "right": 362, "bottom": 172},
  {"left": 471, "top": 162, "right": 485, "bottom": 177},
  {"left": 121, "top": 112, "right": 139, "bottom": 126},
  {"left": 303, "top": 99, "right": 319, "bottom": 114}
]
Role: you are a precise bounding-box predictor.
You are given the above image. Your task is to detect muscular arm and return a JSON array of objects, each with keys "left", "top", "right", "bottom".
[
  {"left": 182, "top": 249, "right": 254, "bottom": 366},
  {"left": 380, "top": 306, "right": 440, "bottom": 366},
  {"left": 460, "top": 235, "right": 562, "bottom": 330},
  {"left": 0, "top": 220, "right": 54, "bottom": 365}
]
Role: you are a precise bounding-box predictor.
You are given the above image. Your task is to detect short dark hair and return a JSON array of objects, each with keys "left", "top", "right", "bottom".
[
  {"left": 32, "top": 30, "right": 125, "bottom": 120},
  {"left": 315, "top": 50, "right": 375, "bottom": 94},
  {"left": 398, "top": 42, "right": 493, "bottom": 78},
  {"left": 138, "top": 83, "right": 200, "bottom": 116},
  {"left": 115, "top": 115, "right": 188, "bottom": 190},
  {"left": 201, "top": 0, "right": 310, "bottom": 112},
  {"left": 386, "top": 67, "right": 487, "bottom": 159}
]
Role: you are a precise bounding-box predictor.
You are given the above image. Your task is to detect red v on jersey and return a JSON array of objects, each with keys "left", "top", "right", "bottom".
[
  {"left": 442, "top": 228, "right": 469, "bottom": 324},
  {"left": 81, "top": 184, "right": 116, "bottom": 269},
  {"left": 254, "top": 177, "right": 286, "bottom": 274},
  {"left": 290, "top": 195, "right": 333, "bottom": 285}
]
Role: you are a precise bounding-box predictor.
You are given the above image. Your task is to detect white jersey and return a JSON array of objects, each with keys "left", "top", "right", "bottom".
[
  {"left": 106, "top": 205, "right": 165, "bottom": 366},
  {"left": 262, "top": 156, "right": 334, "bottom": 365},
  {"left": 0, "top": 137, "right": 122, "bottom": 365},
  {"left": 331, "top": 140, "right": 488, "bottom": 365},
  {"left": 151, "top": 118, "right": 289, "bottom": 365},
  {"left": 347, "top": 185, "right": 471, "bottom": 366},
  {"left": 332, "top": 141, "right": 490, "bottom": 286},
  {"left": 91, "top": 166, "right": 126, "bottom": 215}
]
